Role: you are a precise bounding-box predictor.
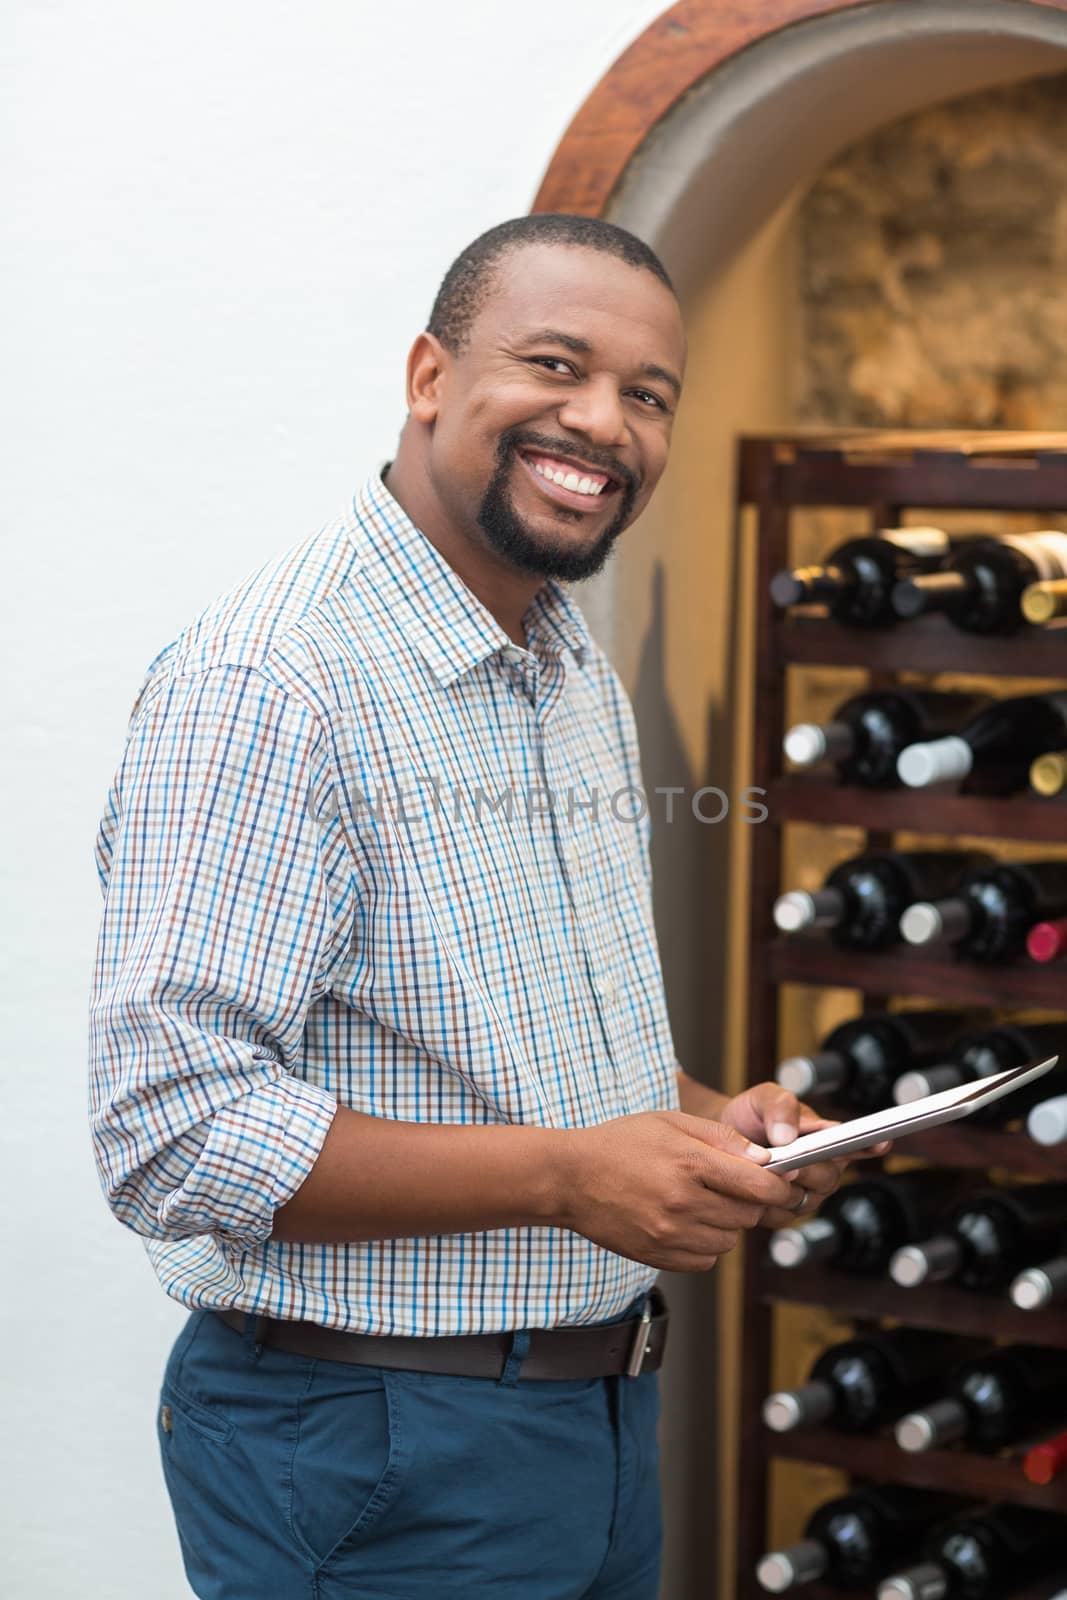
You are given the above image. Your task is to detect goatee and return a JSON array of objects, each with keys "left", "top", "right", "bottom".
[{"left": 476, "top": 429, "right": 636, "bottom": 582}]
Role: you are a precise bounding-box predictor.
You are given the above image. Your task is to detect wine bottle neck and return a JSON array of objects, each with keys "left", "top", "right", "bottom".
[
  {"left": 892, "top": 570, "right": 967, "bottom": 618},
  {"left": 890, "top": 1235, "right": 963, "bottom": 1287},
  {"left": 762, "top": 1378, "right": 835, "bottom": 1432},
  {"left": 756, "top": 1538, "right": 827, "bottom": 1592},
  {"left": 897, "top": 735, "right": 973, "bottom": 788},
  {"left": 878, "top": 1562, "right": 949, "bottom": 1600},
  {"left": 895, "top": 1396, "right": 969, "bottom": 1452},
  {"left": 773, "top": 887, "right": 846, "bottom": 933},
  {"left": 899, "top": 897, "right": 972, "bottom": 946},
  {"left": 770, "top": 563, "right": 846, "bottom": 609},
  {"left": 1027, "top": 1091, "right": 1067, "bottom": 1145},
  {"left": 776, "top": 1050, "right": 846, "bottom": 1096},
  {"left": 783, "top": 718, "right": 854, "bottom": 767},
  {"left": 1011, "top": 1255, "right": 1067, "bottom": 1310}
]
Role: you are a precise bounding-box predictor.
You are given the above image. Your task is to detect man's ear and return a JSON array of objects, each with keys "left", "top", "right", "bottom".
[{"left": 406, "top": 331, "right": 448, "bottom": 422}]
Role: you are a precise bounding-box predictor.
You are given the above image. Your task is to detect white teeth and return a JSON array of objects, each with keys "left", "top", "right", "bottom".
[{"left": 531, "top": 459, "right": 608, "bottom": 495}]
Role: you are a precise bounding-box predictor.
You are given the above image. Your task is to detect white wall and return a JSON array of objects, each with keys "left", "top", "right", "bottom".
[{"left": 3, "top": 4, "right": 671, "bottom": 1593}]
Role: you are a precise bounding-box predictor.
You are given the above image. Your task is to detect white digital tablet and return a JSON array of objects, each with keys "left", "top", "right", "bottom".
[{"left": 762, "top": 1055, "right": 1059, "bottom": 1171}]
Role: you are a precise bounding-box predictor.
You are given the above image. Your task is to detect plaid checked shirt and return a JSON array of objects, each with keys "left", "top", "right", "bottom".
[{"left": 88, "top": 467, "right": 681, "bottom": 1335}]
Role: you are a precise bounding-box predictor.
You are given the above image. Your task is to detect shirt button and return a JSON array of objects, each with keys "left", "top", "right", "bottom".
[{"left": 595, "top": 976, "right": 618, "bottom": 1005}]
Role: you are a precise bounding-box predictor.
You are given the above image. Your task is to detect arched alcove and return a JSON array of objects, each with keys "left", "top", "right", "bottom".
[{"left": 532, "top": 6, "right": 1067, "bottom": 1596}]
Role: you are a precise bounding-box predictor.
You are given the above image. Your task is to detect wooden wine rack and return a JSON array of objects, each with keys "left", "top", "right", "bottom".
[{"left": 736, "top": 431, "right": 1067, "bottom": 1600}]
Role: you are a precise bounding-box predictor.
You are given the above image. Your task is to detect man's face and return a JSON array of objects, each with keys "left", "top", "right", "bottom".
[{"left": 421, "top": 244, "right": 686, "bottom": 582}]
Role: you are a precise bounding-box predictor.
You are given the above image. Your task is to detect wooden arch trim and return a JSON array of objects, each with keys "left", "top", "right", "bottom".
[{"left": 531, "top": 0, "right": 1067, "bottom": 217}]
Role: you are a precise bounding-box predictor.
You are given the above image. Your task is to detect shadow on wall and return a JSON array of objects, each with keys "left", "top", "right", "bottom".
[{"left": 630, "top": 560, "right": 739, "bottom": 1600}]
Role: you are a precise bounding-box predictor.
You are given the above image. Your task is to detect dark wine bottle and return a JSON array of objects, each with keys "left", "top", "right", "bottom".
[
  {"left": 777, "top": 1009, "right": 983, "bottom": 1111},
  {"left": 1027, "top": 1091, "right": 1067, "bottom": 1145},
  {"left": 878, "top": 1503, "right": 1067, "bottom": 1600},
  {"left": 783, "top": 689, "right": 991, "bottom": 789},
  {"left": 768, "top": 1170, "right": 972, "bottom": 1274},
  {"left": 892, "top": 1020, "right": 1067, "bottom": 1126},
  {"left": 889, "top": 1181, "right": 1067, "bottom": 1291},
  {"left": 756, "top": 1484, "right": 970, "bottom": 1594},
  {"left": 762, "top": 1328, "right": 976, "bottom": 1435},
  {"left": 899, "top": 859, "right": 1067, "bottom": 963},
  {"left": 770, "top": 527, "right": 965, "bottom": 628},
  {"left": 894, "top": 1344, "right": 1067, "bottom": 1453},
  {"left": 775, "top": 850, "right": 991, "bottom": 953},
  {"left": 1009, "top": 1245, "right": 1067, "bottom": 1310},
  {"left": 896, "top": 691, "right": 1067, "bottom": 794},
  {"left": 892, "top": 529, "right": 1067, "bottom": 634}
]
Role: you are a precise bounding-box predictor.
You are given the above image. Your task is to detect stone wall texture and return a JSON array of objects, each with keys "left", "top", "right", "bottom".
[{"left": 799, "top": 74, "right": 1067, "bottom": 429}]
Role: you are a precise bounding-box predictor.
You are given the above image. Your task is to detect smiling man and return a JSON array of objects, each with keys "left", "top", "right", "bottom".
[{"left": 89, "top": 214, "right": 847, "bottom": 1600}]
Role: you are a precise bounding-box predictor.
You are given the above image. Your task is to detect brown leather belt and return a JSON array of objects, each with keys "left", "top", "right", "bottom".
[{"left": 213, "top": 1286, "right": 668, "bottom": 1380}]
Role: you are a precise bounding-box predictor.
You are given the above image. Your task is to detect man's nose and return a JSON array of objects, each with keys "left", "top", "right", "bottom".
[{"left": 555, "top": 378, "right": 628, "bottom": 449}]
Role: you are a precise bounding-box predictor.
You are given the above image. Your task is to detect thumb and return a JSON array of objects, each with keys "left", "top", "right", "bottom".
[
  {"left": 760, "top": 1088, "right": 802, "bottom": 1148},
  {"left": 673, "top": 1112, "right": 770, "bottom": 1164}
]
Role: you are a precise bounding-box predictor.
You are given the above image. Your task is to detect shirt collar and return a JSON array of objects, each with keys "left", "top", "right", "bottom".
[{"left": 345, "top": 466, "right": 592, "bottom": 687}]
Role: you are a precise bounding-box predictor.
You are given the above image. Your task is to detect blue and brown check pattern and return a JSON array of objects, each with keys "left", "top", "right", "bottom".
[{"left": 88, "top": 467, "right": 680, "bottom": 1334}]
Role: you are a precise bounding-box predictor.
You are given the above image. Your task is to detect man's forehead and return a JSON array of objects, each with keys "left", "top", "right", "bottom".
[{"left": 477, "top": 248, "right": 684, "bottom": 365}]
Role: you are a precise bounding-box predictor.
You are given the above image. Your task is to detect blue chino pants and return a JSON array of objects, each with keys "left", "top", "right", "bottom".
[{"left": 156, "top": 1299, "right": 663, "bottom": 1599}]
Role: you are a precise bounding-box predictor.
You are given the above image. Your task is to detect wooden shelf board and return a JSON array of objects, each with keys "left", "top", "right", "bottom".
[
  {"left": 756, "top": 1260, "right": 1067, "bottom": 1347},
  {"left": 766, "top": 937, "right": 1067, "bottom": 1008},
  {"left": 738, "top": 1586, "right": 1067, "bottom": 1600},
  {"left": 764, "top": 1425, "right": 1067, "bottom": 1513},
  {"left": 738, "top": 1580, "right": 1067, "bottom": 1600},
  {"left": 776, "top": 613, "right": 1067, "bottom": 677},
  {"left": 893, "top": 1123, "right": 1067, "bottom": 1179},
  {"left": 738, "top": 435, "right": 1067, "bottom": 508},
  {"left": 768, "top": 775, "right": 1067, "bottom": 843}
]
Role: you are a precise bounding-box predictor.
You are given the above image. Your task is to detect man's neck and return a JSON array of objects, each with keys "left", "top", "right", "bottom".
[{"left": 382, "top": 456, "right": 539, "bottom": 649}]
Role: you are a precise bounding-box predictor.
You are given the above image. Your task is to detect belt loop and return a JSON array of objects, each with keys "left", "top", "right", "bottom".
[
  {"left": 243, "top": 1310, "right": 268, "bottom": 1360},
  {"left": 497, "top": 1328, "right": 531, "bottom": 1387}
]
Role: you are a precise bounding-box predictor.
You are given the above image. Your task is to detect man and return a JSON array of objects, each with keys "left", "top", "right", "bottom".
[{"left": 88, "top": 214, "right": 849, "bottom": 1600}]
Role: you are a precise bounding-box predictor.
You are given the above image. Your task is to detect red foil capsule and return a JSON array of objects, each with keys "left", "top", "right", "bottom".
[
  {"left": 1028, "top": 919, "right": 1067, "bottom": 963},
  {"left": 1023, "top": 1429, "right": 1067, "bottom": 1484}
]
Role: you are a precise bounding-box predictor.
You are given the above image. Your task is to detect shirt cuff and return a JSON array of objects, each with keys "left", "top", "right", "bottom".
[{"left": 157, "top": 1073, "right": 339, "bottom": 1251}]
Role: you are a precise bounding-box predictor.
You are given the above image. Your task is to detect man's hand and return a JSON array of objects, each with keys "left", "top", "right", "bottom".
[
  {"left": 555, "top": 1110, "right": 798, "bottom": 1272},
  {"left": 716, "top": 1081, "right": 891, "bottom": 1228}
]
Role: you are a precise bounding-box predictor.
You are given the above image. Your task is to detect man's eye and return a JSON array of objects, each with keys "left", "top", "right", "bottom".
[
  {"left": 629, "top": 388, "right": 668, "bottom": 411},
  {"left": 529, "top": 356, "right": 575, "bottom": 375}
]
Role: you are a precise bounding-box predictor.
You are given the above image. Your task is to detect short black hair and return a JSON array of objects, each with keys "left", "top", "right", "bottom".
[{"left": 427, "top": 214, "right": 676, "bottom": 355}]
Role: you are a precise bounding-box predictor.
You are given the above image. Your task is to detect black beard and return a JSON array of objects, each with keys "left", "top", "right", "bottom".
[{"left": 475, "top": 429, "right": 636, "bottom": 582}]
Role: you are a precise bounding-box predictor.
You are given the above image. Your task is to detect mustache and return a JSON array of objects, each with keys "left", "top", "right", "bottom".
[{"left": 501, "top": 429, "right": 637, "bottom": 495}]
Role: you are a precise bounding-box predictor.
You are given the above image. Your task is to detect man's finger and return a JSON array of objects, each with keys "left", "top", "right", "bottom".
[
  {"left": 670, "top": 1111, "right": 770, "bottom": 1163},
  {"left": 696, "top": 1152, "right": 797, "bottom": 1211},
  {"left": 759, "top": 1087, "right": 802, "bottom": 1147},
  {"left": 792, "top": 1160, "right": 843, "bottom": 1198}
]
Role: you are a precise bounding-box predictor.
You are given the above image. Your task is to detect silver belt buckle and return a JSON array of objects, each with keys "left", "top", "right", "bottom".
[{"left": 625, "top": 1295, "right": 654, "bottom": 1377}]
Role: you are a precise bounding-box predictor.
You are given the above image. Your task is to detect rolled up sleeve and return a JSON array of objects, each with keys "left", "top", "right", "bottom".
[{"left": 88, "top": 662, "right": 352, "bottom": 1250}]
